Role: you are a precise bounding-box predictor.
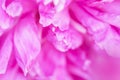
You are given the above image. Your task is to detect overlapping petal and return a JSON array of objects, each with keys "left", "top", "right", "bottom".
[
  {"left": 14, "top": 15, "right": 41, "bottom": 75},
  {"left": 47, "top": 26, "right": 83, "bottom": 52},
  {"left": 0, "top": 0, "right": 120, "bottom": 80}
]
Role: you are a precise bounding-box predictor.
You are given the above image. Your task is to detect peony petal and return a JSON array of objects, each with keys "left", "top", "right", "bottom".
[
  {"left": 0, "top": 34, "right": 13, "bottom": 74},
  {"left": 14, "top": 15, "right": 41, "bottom": 75},
  {"left": 70, "top": 2, "right": 108, "bottom": 42},
  {"left": 96, "top": 27, "right": 120, "bottom": 57},
  {"left": 53, "top": 9, "right": 70, "bottom": 31},
  {"left": 0, "top": 0, "right": 17, "bottom": 36},
  {"left": 39, "top": 3, "right": 55, "bottom": 27},
  {"left": 0, "top": 2, "right": 14, "bottom": 30},
  {"left": 90, "top": 0, "right": 120, "bottom": 14},
  {"left": 70, "top": 2, "right": 120, "bottom": 57},
  {"left": 48, "top": 27, "right": 83, "bottom": 52},
  {"left": 6, "top": 1, "right": 23, "bottom": 17}
]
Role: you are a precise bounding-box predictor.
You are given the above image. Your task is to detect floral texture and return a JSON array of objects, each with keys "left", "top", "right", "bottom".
[{"left": 0, "top": 0, "right": 120, "bottom": 80}]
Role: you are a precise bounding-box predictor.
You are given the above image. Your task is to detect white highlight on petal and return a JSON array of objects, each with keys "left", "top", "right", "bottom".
[
  {"left": 6, "top": 1, "right": 23, "bottom": 17},
  {"left": 71, "top": 20, "right": 86, "bottom": 34},
  {"left": 101, "top": 0, "right": 114, "bottom": 3},
  {"left": 53, "top": 0, "right": 59, "bottom": 6},
  {"left": 43, "top": 0, "right": 52, "bottom": 5}
]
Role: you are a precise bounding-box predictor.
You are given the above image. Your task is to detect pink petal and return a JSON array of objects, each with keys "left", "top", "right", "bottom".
[
  {"left": 14, "top": 15, "right": 41, "bottom": 75},
  {"left": 6, "top": 1, "right": 23, "bottom": 17},
  {"left": 96, "top": 27, "right": 120, "bottom": 57},
  {"left": 70, "top": 2, "right": 108, "bottom": 42},
  {"left": 0, "top": 34, "right": 13, "bottom": 74},
  {"left": 53, "top": 9, "right": 70, "bottom": 31},
  {"left": 3, "top": 0, "right": 37, "bottom": 17},
  {"left": 48, "top": 27, "right": 83, "bottom": 52},
  {"left": 39, "top": 3, "right": 55, "bottom": 27},
  {"left": 0, "top": 3, "right": 14, "bottom": 30}
]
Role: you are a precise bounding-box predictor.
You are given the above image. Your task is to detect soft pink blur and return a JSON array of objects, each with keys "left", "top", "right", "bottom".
[{"left": 0, "top": 0, "right": 120, "bottom": 80}]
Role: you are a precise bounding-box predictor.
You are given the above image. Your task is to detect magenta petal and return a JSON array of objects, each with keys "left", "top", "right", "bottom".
[
  {"left": 0, "top": 34, "right": 13, "bottom": 74},
  {"left": 14, "top": 15, "right": 41, "bottom": 75}
]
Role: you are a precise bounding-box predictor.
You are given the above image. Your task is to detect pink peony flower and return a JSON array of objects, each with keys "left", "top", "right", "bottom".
[{"left": 0, "top": 0, "right": 120, "bottom": 80}]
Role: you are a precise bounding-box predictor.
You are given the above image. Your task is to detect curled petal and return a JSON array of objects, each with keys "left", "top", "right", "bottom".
[
  {"left": 48, "top": 27, "right": 83, "bottom": 52},
  {"left": 6, "top": 1, "right": 23, "bottom": 17},
  {"left": 0, "top": 4, "right": 14, "bottom": 30},
  {"left": 3, "top": 0, "right": 37, "bottom": 17},
  {"left": 39, "top": 3, "right": 55, "bottom": 27}
]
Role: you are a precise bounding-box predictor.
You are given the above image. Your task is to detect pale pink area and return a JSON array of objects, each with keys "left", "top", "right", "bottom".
[{"left": 89, "top": 49, "right": 120, "bottom": 80}]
